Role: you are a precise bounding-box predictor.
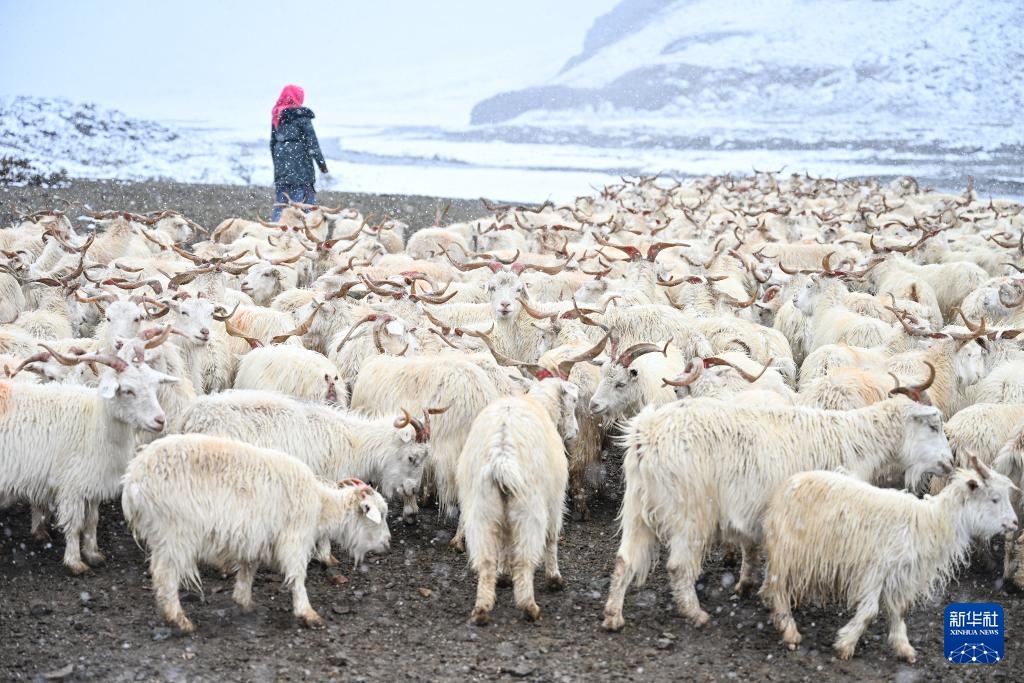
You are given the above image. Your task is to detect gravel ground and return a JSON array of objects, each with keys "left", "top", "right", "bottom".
[
  {"left": 1, "top": 179, "right": 1021, "bottom": 681},
  {"left": 0, "top": 179, "right": 491, "bottom": 233},
  {"left": 2, "top": 497, "right": 1020, "bottom": 682}
]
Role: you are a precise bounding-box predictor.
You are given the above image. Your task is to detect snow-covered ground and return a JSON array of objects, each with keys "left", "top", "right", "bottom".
[{"left": 2, "top": 0, "right": 1021, "bottom": 201}]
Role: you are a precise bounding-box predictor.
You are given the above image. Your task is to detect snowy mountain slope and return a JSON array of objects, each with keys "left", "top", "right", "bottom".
[
  {"left": 470, "top": 0, "right": 1024, "bottom": 149},
  {"left": 0, "top": 97, "right": 266, "bottom": 185}
]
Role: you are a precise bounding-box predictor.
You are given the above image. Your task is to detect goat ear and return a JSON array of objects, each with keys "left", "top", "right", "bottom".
[
  {"left": 98, "top": 374, "right": 118, "bottom": 399},
  {"left": 397, "top": 427, "right": 413, "bottom": 443},
  {"left": 362, "top": 501, "right": 382, "bottom": 524}
]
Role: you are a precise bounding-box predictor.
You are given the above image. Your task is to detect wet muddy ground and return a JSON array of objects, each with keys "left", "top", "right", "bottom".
[
  {"left": 0, "top": 179, "right": 489, "bottom": 235},
  {"left": 2, "top": 494, "right": 1020, "bottom": 682}
]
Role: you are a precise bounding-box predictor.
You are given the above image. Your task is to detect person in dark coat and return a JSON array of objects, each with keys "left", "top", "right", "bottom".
[{"left": 270, "top": 84, "right": 327, "bottom": 220}]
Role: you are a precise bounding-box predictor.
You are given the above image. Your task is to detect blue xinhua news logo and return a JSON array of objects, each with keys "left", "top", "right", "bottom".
[{"left": 944, "top": 603, "right": 1004, "bottom": 664}]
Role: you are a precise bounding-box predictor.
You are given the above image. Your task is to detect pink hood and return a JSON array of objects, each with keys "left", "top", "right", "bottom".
[{"left": 272, "top": 84, "right": 305, "bottom": 129}]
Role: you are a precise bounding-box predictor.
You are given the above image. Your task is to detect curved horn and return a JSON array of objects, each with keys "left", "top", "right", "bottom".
[
  {"left": 821, "top": 252, "right": 838, "bottom": 275},
  {"left": 212, "top": 303, "right": 239, "bottom": 321},
  {"left": 170, "top": 243, "right": 206, "bottom": 265},
  {"left": 443, "top": 247, "right": 497, "bottom": 272},
  {"left": 142, "top": 297, "right": 170, "bottom": 318},
  {"left": 270, "top": 306, "right": 319, "bottom": 344},
  {"left": 517, "top": 297, "right": 556, "bottom": 321},
  {"left": 949, "top": 317, "right": 989, "bottom": 347},
  {"left": 460, "top": 328, "right": 540, "bottom": 374},
  {"left": 910, "top": 361, "right": 936, "bottom": 391},
  {"left": 112, "top": 278, "right": 164, "bottom": 295},
  {"left": 335, "top": 313, "right": 380, "bottom": 352},
  {"left": 646, "top": 241, "right": 690, "bottom": 261},
  {"left": 38, "top": 343, "right": 127, "bottom": 372},
  {"left": 142, "top": 325, "right": 173, "bottom": 349},
  {"left": 721, "top": 287, "right": 759, "bottom": 309},
  {"left": 327, "top": 280, "right": 367, "bottom": 300},
  {"left": 4, "top": 351, "right": 52, "bottom": 378},
  {"left": 556, "top": 331, "right": 610, "bottom": 379},
  {"left": 617, "top": 340, "right": 669, "bottom": 368},
  {"left": 520, "top": 256, "right": 570, "bottom": 275},
  {"left": 74, "top": 291, "right": 116, "bottom": 305},
  {"left": 848, "top": 257, "right": 885, "bottom": 278},
  {"left": 223, "top": 320, "right": 264, "bottom": 349},
  {"left": 359, "top": 275, "right": 406, "bottom": 298},
  {"left": 410, "top": 285, "right": 458, "bottom": 305},
  {"left": 490, "top": 249, "right": 521, "bottom": 266},
  {"left": 702, "top": 356, "right": 773, "bottom": 383},
  {"left": 662, "top": 359, "right": 702, "bottom": 387},
  {"left": 593, "top": 234, "right": 642, "bottom": 261}
]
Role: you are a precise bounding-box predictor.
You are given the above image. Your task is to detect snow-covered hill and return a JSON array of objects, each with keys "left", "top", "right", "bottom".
[
  {"left": 471, "top": 0, "right": 1024, "bottom": 150},
  {"left": 0, "top": 96, "right": 264, "bottom": 185}
]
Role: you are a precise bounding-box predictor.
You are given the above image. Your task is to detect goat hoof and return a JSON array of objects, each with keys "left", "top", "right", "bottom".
[
  {"left": 733, "top": 581, "right": 755, "bottom": 598},
  {"left": 895, "top": 644, "right": 917, "bottom": 663},
  {"left": 546, "top": 575, "right": 566, "bottom": 591},
  {"left": 83, "top": 550, "right": 106, "bottom": 566},
  {"left": 300, "top": 610, "right": 325, "bottom": 629},
  {"left": 66, "top": 561, "right": 90, "bottom": 575},
  {"left": 602, "top": 613, "right": 625, "bottom": 632},
  {"left": 834, "top": 644, "right": 855, "bottom": 661},
  {"left": 470, "top": 608, "right": 490, "bottom": 626},
  {"left": 688, "top": 610, "right": 711, "bottom": 628}
]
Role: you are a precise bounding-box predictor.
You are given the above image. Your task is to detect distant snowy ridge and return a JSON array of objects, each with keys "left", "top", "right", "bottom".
[
  {"left": 0, "top": 96, "right": 264, "bottom": 185},
  {"left": 471, "top": 0, "right": 1024, "bottom": 149}
]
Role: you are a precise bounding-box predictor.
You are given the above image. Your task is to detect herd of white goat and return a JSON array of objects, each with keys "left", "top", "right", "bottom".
[{"left": 2, "top": 172, "right": 1023, "bottom": 663}]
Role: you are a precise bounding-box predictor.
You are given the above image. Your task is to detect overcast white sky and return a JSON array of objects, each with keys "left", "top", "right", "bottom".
[{"left": 0, "top": 0, "right": 619, "bottom": 128}]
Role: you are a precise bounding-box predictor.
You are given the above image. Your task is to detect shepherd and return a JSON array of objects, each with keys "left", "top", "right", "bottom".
[{"left": 270, "top": 84, "right": 328, "bottom": 220}]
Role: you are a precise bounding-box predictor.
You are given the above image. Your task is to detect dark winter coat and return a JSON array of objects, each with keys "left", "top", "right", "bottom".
[{"left": 270, "top": 107, "right": 326, "bottom": 186}]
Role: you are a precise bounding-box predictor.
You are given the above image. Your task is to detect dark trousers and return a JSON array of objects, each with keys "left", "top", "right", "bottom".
[{"left": 272, "top": 183, "right": 316, "bottom": 220}]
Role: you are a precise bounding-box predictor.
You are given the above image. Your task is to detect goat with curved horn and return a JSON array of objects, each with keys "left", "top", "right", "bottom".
[
  {"left": 443, "top": 247, "right": 501, "bottom": 273},
  {"left": 517, "top": 297, "right": 556, "bottom": 321},
  {"left": 212, "top": 303, "right": 239, "bottom": 322},
  {"left": 269, "top": 306, "right": 319, "bottom": 345},
  {"left": 335, "top": 313, "right": 389, "bottom": 352},
  {"left": 223, "top": 319, "right": 264, "bottom": 349},
  {"left": 662, "top": 359, "right": 703, "bottom": 387},
  {"left": 888, "top": 361, "right": 936, "bottom": 404},
  {"left": 459, "top": 328, "right": 548, "bottom": 377},
  {"left": 556, "top": 331, "right": 610, "bottom": 379},
  {"left": 141, "top": 325, "right": 174, "bottom": 349},
  {"left": 519, "top": 256, "right": 571, "bottom": 275},
  {"left": 616, "top": 339, "right": 670, "bottom": 368},
  {"left": 409, "top": 280, "right": 458, "bottom": 305},
  {"left": 593, "top": 235, "right": 642, "bottom": 261},
  {"left": 38, "top": 343, "right": 128, "bottom": 372},
  {"left": 702, "top": 356, "right": 774, "bottom": 382}
]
